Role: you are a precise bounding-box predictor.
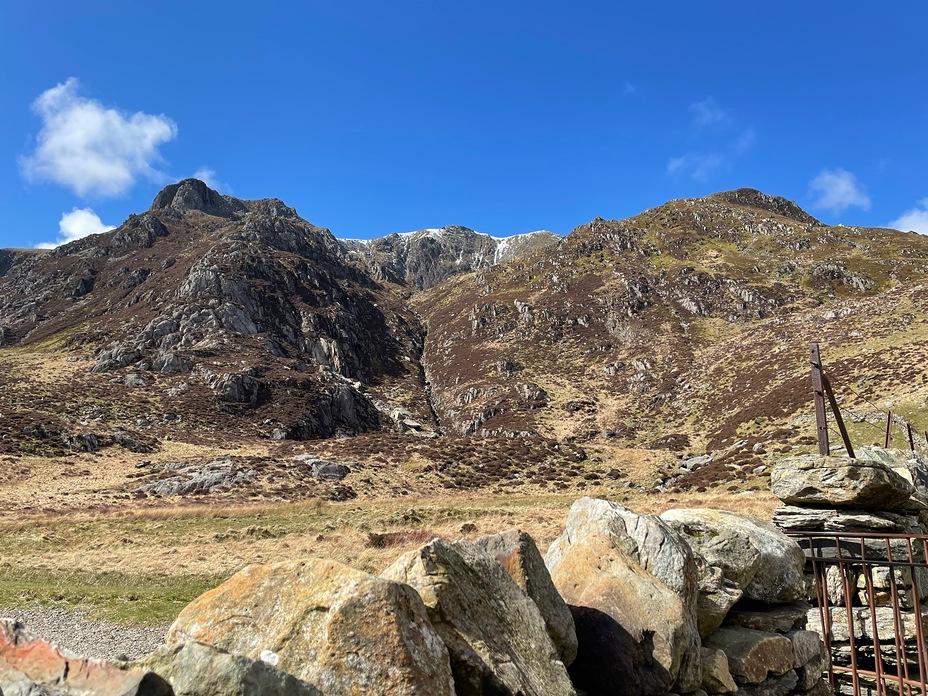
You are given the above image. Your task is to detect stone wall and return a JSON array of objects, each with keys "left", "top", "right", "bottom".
[
  {"left": 769, "top": 447, "right": 928, "bottom": 687},
  {"left": 1, "top": 496, "right": 834, "bottom": 696}
]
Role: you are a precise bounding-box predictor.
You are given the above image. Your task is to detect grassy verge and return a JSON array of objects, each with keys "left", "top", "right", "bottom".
[
  {"left": 0, "top": 489, "right": 779, "bottom": 626},
  {"left": 0, "top": 566, "right": 223, "bottom": 625}
]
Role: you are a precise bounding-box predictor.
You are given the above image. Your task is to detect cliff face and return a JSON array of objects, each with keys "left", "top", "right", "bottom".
[
  {"left": 0, "top": 179, "right": 436, "bottom": 445},
  {"left": 341, "top": 226, "right": 561, "bottom": 290}
]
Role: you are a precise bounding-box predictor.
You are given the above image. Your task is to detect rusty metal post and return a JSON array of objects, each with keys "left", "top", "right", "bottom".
[
  {"left": 885, "top": 410, "right": 894, "bottom": 449},
  {"left": 823, "top": 375, "right": 855, "bottom": 458},
  {"left": 810, "top": 343, "right": 829, "bottom": 455},
  {"left": 906, "top": 422, "right": 915, "bottom": 451}
]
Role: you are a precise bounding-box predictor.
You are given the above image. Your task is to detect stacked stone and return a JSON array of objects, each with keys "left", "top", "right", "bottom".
[
  {"left": 770, "top": 447, "right": 928, "bottom": 674},
  {"left": 543, "top": 499, "right": 828, "bottom": 696},
  {"left": 2, "top": 499, "right": 832, "bottom": 696}
]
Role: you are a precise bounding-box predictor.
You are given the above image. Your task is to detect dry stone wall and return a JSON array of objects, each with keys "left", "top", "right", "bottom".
[
  {"left": 1, "top": 498, "right": 833, "bottom": 696},
  {"left": 770, "top": 447, "right": 928, "bottom": 685}
]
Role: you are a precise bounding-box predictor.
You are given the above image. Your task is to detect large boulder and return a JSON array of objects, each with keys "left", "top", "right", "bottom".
[
  {"left": 166, "top": 558, "right": 454, "bottom": 696},
  {"left": 660, "top": 508, "right": 807, "bottom": 603},
  {"left": 382, "top": 538, "right": 575, "bottom": 696},
  {"left": 139, "top": 642, "right": 321, "bottom": 696},
  {"left": 770, "top": 454, "right": 914, "bottom": 509},
  {"left": 474, "top": 529, "right": 578, "bottom": 665},
  {"left": 0, "top": 619, "right": 172, "bottom": 696},
  {"left": 545, "top": 498, "right": 701, "bottom": 696}
]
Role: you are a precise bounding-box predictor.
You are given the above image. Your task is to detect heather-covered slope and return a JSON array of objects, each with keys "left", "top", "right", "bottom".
[{"left": 415, "top": 189, "right": 928, "bottom": 462}]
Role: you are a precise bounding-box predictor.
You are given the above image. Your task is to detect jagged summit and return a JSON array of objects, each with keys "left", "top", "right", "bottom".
[
  {"left": 342, "top": 225, "right": 562, "bottom": 290},
  {"left": 149, "top": 178, "right": 298, "bottom": 221},
  {"left": 707, "top": 188, "right": 821, "bottom": 225},
  {"left": 149, "top": 178, "right": 246, "bottom": 218}
]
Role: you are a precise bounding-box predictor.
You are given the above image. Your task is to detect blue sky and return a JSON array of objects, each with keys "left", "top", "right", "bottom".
[{"left": 2, "top": 2, "right": 927, "bottom": 249}]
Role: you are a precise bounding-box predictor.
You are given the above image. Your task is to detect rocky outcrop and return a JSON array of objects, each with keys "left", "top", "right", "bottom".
[
  {"left": 770, "top": 454, "right": 915, "bottom": 509},
  {"left": 166, "top": 558, "right": 455, "bottom": 695},
  {"left": 341, "top": 227, "right": 561, "bottom": 290},
  {"left": 474, "top": 529, "right": 578, "bottom": 665},
  {"left": 133, "top": 458, "right": 257, "bottom": 496},
  {"left": 382, "top": 538, "right": 575, "bottom": 696},
  {"left": 0, "top": 619, "right": 172, "bottom": 696},
  {"left": 545, "top": 497, "right": 702, "bottom": 696}
]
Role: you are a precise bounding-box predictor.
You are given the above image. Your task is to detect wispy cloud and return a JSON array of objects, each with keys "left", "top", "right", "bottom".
[
  {"left": 667, "top": 98, "right": 753, "bottom": 182},
  {"left": 36, "top": 208, "right": 115, "bottom": 249},
  {"left": 690, "top": 97, "right": 727, "bottom": 127},
  {"left": 667, "top": 153, "right": 724, "bottom": 183},
  {"left": 193, "top": 167, "right": 232, "bottom": 194},
  {"left": 888, "top": 198, "right": 928, "bottom": 234},
  {"left": 621, "top": 81, "right": 636, "bottom": 97},
  {"left": 19, "top": 77, "right": 177, "bottom": 198},
  {"left": 808, "top": 168, "right": 870, "bottom": 214}
]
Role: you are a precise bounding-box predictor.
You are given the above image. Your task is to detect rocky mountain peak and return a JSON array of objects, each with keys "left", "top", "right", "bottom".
[
  {"left": 149, "top": 178, "right": 247, "bottom": 218},
  {"left": 708, "top": 188, "right": 821, "bottom": 225}
]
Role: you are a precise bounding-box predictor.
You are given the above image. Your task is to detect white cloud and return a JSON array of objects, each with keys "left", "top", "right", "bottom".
[
  {"left": 36, "top": 208, "right": 116, "bottom": 249},
  {"left": 808, "top": 168, "right": 870, "bottom": 214},
  {"left": 888, "top": 198, "right": 928, "bottom": 234},
  {"left": 19, "top": 77, "right": 177, "bottom": 197},
  {"left": 690, "top": 97, "right": 727, "bottom": 127},
  {"left": 621, "top": 81, "right": 636, "bottom": 97},
  {"left": 193, "top": 167, "right": 232, "bottom": 194}
]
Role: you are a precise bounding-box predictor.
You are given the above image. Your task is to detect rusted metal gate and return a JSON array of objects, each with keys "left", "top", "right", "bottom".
[{"left": 790, "top": 531, "right": 928, "bottom": 696}]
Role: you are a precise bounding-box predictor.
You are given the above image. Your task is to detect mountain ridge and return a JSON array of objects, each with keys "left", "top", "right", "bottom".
[{"left": 3, "top": 179, "right": 928, "bottom": 507}]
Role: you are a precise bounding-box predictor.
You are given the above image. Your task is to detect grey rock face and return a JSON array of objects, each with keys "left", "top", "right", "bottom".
[
  {"left": 383, "top": 538, "right": 575, "bottom": 696},
  {"left": 474, "top": 529, "right": 578, "bottom": 665},
  {"left": 343, "top": 227, "right": 561, "bottom": 290},
  {"left": 660, "top": 508, "right": 808, "bottom": 603},
  {"left": 140, "top": 641, "right": 322, "bottom": 696},
  {"left": 293, "top": 455, "right": 352, "bottom": 481},
  {"left": 149, "top": 179, "right": 247, "bottom": 219},
  {"left": 770, "top": 454, "right": 914, "bottom": 509}
]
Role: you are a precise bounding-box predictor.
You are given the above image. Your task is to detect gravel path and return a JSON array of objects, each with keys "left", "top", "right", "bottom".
[{"left": 0, "top": 606, "right": 169, "bottom": 661}]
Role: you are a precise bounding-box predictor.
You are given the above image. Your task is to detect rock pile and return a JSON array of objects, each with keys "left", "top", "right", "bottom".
[
  {"left": 1, "top": 498, "right": 831, "bottom": 696},
  {"left": 770, "top": 447, "right": 928, "bottom": 679}
]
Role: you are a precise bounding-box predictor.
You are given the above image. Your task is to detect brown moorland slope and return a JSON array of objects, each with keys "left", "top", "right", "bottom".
[{"left": 2, "top": 183, "right": 927, "bottom": 513}]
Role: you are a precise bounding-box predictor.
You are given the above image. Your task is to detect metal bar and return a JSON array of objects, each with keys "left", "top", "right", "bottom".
[
  {"left": 810, "top": 343, "right": 830, "bottom": 455},
  {"left": 860, "top": 538, "right": 887, "bottom": 695},
  {"left": 885, "top": 410, "right": 894, "bottom": 449},
  {"left": 790, "top": 531, "right": 928, "bottom": 696},
  {"left": 908, "top": 537, "right": 928, "bottom": 696},
  {"left": 837, "top": 537, "right": 863, "bottom": 696},
  {"left": 908, "top": 422, "right": 916, "bottom": 452},
  {"left": 886, "top": 537, "right": 907, "bottom": 696},
  {"left": 823, "top": 374, "right": 856, "bottom": 458}
]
